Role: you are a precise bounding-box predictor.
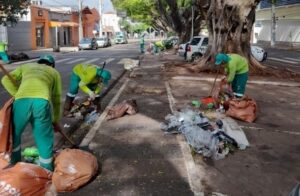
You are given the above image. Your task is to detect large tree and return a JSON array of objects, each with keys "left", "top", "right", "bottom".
[
  {"left": 0, "top": 0, "right": 30, "bottom": 26},
  {"left": 111, "top": 0, "right": 205, "bottom": 42},
  {"left": 197, "top": 0, "right": 262, "bottom": 71}
]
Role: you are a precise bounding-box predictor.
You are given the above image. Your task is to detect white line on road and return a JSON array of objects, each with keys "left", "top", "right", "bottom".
[
  {"left": 56, "top": 58, "right": 72, "bottom": 63},
  {"left": 268, "top": 57, "right": 299, "bottom": 64},
  {"left": 164, "top": 81, "right": 205, "bottom": 195},
  {"left": 82, "top": 58, "right": 100, "bottom": 64},
  {"left": 284, "top": 57, "right": 300, "bottom": 62},
  {"left": 66, "top": 58, "right": 85, "bottom": 64},
  {"left": 105, "top": 58, "right": 115, "bottom": 64},
  {"left": 80, "top": 78, "right": 130, "bottom": 147}
]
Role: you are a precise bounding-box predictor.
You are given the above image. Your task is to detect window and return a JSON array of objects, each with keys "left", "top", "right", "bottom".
[
  {"left": 38, "top": 10, "right": 43, "bottom": 16},
  {"left": 202, "top": 38, "right": 209, "bottom": 46},
  {"left": 190, "top": 38, "right": 201, "bottom": 45}
]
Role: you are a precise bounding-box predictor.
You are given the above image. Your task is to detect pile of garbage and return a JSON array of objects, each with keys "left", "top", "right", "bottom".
[{"left": 161, "top": 108, "right": 239, "bottom": 160}]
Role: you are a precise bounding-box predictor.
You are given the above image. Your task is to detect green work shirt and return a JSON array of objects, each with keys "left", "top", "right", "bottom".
[
  {"left": 0, "top": 42, "right": 7, "bottom": 52},
  {"left": 225, "top": 54, "right": 249, "bottom": 83},
  {"left": 1, "top": 63, "right": 62, "bottom": 123},
  {"left": 140, "top": 37, "right": 145, "bottom": 44},
  {"left": 73, "top": 64, "right": 102, "bottom": 94}
]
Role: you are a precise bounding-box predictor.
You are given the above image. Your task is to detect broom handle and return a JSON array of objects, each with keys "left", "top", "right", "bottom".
[{"left": 0, "top": 63, "right": 18, "bottom": 87}]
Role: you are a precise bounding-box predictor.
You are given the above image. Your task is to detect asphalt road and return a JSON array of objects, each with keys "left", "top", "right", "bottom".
[
  {"left": 0, "top": 43, "right": 140, "bottom": 106},
  {"left": 261, "top": 47, "right": 300, "bottom": 72}
]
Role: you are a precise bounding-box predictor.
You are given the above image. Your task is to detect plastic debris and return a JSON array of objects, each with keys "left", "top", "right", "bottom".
[
  {"left": 161, "top": 108, "right": 238, "bottom": 160},
  {"left": 22, "top": 147, "right": 39, "bottom": 164},
  {"left": 85, "top": 111, "right": 99, "bottom": 124},
  {"left": 192, "top": 100, "right": 201, "bottom": 108},
  {"left": 64, "top": 124, "right": 71, "bottom": 128}
]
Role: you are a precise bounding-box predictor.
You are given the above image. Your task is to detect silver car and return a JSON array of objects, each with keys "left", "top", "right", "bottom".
[{"left": 78, "top": 38, "right": 98, "bottom": 50}]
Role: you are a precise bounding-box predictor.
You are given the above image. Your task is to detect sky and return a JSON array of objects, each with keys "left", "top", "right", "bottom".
[{"left": 42, "top": 0, "right": 115, "bottom": 12}]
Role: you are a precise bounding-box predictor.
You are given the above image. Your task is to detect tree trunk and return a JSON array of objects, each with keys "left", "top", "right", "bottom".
[{"left": 197, "top": 0, "right": 263, "bottom": 72}]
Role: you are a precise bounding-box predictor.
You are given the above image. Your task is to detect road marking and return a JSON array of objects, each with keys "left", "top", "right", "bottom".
[
  {"left": 268, "top": 57, "right": 298, "bottom": 64},
  {"left": 165, "top": 81, "right": 205, "bottom": 195},
  {"left": 56, "top": 58, "right": 72, "bottom": 63},
  {"left": 66, "top": 58, "right": 85, "bottom": 64},
  {"left": 105, "top": 58, "right": 115, "bottom": 64},
  {"left": 284, "top": 57, "right": 300, "bottom": 62},
  {"left": 80, "top": 78, "right": 130, "bottom": 147},
  {"left": 82, "top": 58, "right": 100, "bottom": 64}
]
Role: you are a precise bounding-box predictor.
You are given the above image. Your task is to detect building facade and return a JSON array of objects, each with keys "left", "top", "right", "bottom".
[
  {"left": 254, "top": 0, "right": 300, "bottom": 47},
  {"left": 1, "top": 1, "right": 79, "bottom": 51}
]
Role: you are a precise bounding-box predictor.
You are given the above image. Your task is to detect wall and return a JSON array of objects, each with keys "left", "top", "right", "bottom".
[
  {"left": 82, "top": 8, "right": 100, "bottom": 38},
  {"left": 254, "top": 3, "right": 300, "bottom": 46},
  {"left": 7, "top": 22, "right": 32, "bottom": 51},
  {"left": 30, "top": 5, "right": 51, "bottom": 49},
  {"left": 102, "top": 12, "right": 120, "bottom": 33},
  {"left": 71, "top": 12, "right": 79, "bottom": 45}
]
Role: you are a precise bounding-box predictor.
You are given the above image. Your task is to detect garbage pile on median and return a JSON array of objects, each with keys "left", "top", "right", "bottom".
[{"left": 161, "top": 108, "right": 247, "bottom": 160}]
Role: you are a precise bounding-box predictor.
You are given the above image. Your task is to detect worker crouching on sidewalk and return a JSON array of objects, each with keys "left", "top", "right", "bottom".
[
  {"left": 1, "top": 55, "right": 62, "bottom": 171},
  {"left": 215, "top": 53, "right": 249, "bottom": 98},
  {"left": 63, "top": 63, "right": 111, "bottom": 116}
]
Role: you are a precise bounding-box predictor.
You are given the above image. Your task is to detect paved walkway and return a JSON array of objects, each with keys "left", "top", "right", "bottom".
[{"left": 61, "top": 55, "right": 196, "bottom": 195}]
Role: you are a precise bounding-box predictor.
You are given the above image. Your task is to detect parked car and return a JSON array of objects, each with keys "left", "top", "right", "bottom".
[
  {"left": 96, "top": 37, "right": 112, "bottom": 48},
  {"left": 115, "top": 35, "right": 128, "bottom": 44},
  {"left": 78, "top": 38, "right": 98, "bottom": 50},
  {"left": 251, "top": 45, "right": 267, "bottom": 62},
  {"left": 185, "top": 35, "right": 267, "bottom": 62},
  {"left": 178, "top": 42, "right": 189, "bottom": 57}
]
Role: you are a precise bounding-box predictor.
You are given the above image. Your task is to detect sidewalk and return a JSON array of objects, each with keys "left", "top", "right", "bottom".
[
  {"left": 61, "top": 53, "right": 300, "bottom": 195},
  {"left": 62, "top": 54, "right": 196, "bottom": 195}
]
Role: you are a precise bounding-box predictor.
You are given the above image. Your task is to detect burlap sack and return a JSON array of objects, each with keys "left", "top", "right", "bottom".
[
  {"left": 0, "top": 162, "right": 52, "bottom": 195},
  {"left": 0, "top": 98, "right": 14, "bottom": 153},
  {"left": 107, "top": 99, "right": 138, "bottom": 120},
  {"left": 226, "top": 98, "right": 257, "bottom": 123},
  {"left": 52, "top": 149, "right": 98, "bottom": 192},
  {"left": 0, "top": 154, "right": 9, "bottom": 170}
]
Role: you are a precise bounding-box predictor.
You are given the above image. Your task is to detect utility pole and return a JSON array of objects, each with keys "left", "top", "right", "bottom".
[
  {"left": 78, "top": 0, "right": 83, "bottom": 41},
  {"left": 99, "top": 0, "right": 103, "bottom": 37},
  {"left": 270, "top": 1, "right": 276, "bottom": 47}
]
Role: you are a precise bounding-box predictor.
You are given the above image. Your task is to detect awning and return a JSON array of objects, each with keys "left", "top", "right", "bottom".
[{"left": 49, "top": 21, "right": 79, "bottom": 27}]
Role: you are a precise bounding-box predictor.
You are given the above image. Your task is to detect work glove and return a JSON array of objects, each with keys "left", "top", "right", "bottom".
[
  {"left": 88, "top": 91, "right": 96, "bottom": 101},
  {"left": 52, "top": 122, "right": 61, "bottom": 133}
]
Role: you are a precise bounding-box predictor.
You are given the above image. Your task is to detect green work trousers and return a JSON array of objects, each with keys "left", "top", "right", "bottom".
[
  {"left": 140, "top": 43, "right": 145, "bottom": 53},
  {"left": 231, "top": 72, "right": 248, "bottom": 98},
  {"left": 11, "top": 98, "right": 54, "bottom": 171},
  {"left": 0, "top": 52, "right": 9, "bottom": 63}
]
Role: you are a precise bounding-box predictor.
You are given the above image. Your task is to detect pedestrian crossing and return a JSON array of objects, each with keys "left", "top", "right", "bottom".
[
  {"left": 268, "top": 57, "right": 300, "bottom": 65},
  {"left": 54, "top": 57, "right": 124, "bottom": 66}
]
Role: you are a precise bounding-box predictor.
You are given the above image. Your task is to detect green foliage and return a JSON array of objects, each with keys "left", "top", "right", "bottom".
[
  {"left": 112, "top": 0, "right": 193, "bottom": 26},
  {"left": 0, "top": 0, "right": 30, "bottom": 26}
]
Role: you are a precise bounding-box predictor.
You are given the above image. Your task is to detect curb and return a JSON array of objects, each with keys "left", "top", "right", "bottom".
[{"left": 172, "top": 76, "right": 300, "bottom": 87}]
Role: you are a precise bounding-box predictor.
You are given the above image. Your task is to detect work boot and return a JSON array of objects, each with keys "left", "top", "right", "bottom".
[
  {"left": 93, "top": 97, "right": 101, "bottom": 112},
  {"left": 63, "top": 95, "right": 75, "bottom": 116}
]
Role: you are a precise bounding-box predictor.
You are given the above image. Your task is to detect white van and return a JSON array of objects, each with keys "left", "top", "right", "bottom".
[{"left": 185, "top": 36, "right": 267, "bottom": 62}]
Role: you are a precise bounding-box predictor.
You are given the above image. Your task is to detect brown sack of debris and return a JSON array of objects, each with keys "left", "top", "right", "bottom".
[
  {"left": 0, "top": 98, "right": 14, "bottom": 153},
  {"left": 106, "top": 99, "right": 138, "bottom": 120},
  {"left": 226, "top": 98, "right": 257, "bottom": 123},
  {"left": 52, "top": 148, "right": 98, "bottom": 192},
  {"left": 0, "top": 162, "right": 52, "bottom": 195}
]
